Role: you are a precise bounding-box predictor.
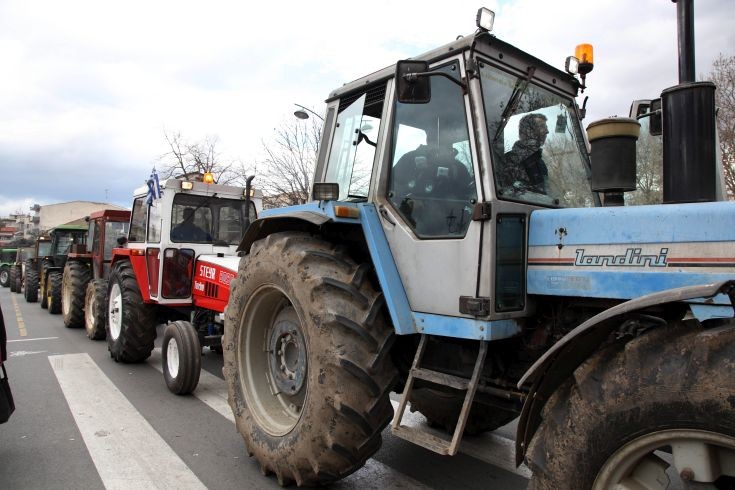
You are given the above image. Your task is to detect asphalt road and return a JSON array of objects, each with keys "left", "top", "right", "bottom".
[{"left": 0, "top": 286, "right": 530, "bottom": 489}]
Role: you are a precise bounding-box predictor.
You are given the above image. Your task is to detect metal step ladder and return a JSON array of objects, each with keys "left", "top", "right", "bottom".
[{"left": 391, "top": 334, "right": 488, "bottom": 455}]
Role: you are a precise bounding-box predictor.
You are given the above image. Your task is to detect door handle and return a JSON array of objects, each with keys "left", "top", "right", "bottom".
[{"left": 378, "top": 206, "right": 396, "bottom": 226}]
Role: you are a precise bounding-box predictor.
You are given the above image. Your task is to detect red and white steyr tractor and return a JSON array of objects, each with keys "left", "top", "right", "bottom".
[{"left": 108, "top": 173, "right": 261, "bottom": 394}]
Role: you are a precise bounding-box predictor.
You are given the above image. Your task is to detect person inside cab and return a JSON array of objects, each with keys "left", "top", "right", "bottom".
[
  {"left": 502, "top": 113, "right": 549, "bottom": 194},
  {"left": 171, "top": 208, "right": 211, "bottom": 242}
]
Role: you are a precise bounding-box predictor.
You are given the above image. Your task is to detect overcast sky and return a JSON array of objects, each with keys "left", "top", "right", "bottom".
[{"left": 0, "top": 0, "right": 732, "bottom": 216}]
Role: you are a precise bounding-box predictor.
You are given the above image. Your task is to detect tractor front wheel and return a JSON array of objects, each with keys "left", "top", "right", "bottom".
[
  {"left": 223, "top": 232, "right": 397, "bottom": 486},
  {"left": 47, "top": 271, "right": 62, "bottom": 314},
  {"left": 106, "top": 261, "right": 157, "bottom": 362},
  {"left": 62, "top": 261, "right": 92, "bottom": 328},
  {"left": 84, "top": 279, "right": 108, "bottom": 340},
  {"left": 162, "top": 321, "right": 201, "bottom": 395},
  {"left": 527, "top": 322, "right": 735, "bottom": 490},
  {"left": 0, "top": 265, "right": 9, "bottom": 287},
  {"left": 24, "top": 267, "right": 38, "bottom": 303},
  {"left": 9, "top": 265, "right": 18, "bottom": 293}
]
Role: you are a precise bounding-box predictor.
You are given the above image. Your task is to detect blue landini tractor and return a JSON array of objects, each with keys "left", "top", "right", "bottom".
[{"left": 223, "top": 3, "right": 735, "bottom": 488}]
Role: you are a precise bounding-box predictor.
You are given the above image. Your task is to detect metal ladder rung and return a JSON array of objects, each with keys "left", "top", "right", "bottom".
[
  {"left": 410, "top": 367, "right": 469, "bottom": 391},
  {"left": 391, "top": 424, "right": 452, "bottom": 455},
  {"left": 392, "top": 334, "right": 488, "bottom": 456}
]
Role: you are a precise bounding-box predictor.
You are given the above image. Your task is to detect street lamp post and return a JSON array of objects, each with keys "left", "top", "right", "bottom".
[{"left": 293, "top": 103, "right": 324, "bottom": 121}]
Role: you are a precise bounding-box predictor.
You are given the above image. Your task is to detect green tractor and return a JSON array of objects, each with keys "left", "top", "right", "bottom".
[
  {"left": 24, "top": 226, "right": 87, "bottom": 313},
  {"left": 9, "top": 247, "right": 34, "bottom": 293},
  {"left": 0, "top": 248, "right": 18, "bottom": 288}
]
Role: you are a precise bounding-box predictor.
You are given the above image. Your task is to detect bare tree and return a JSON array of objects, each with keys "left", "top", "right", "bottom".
[
  {"left": 626, "top": 125, "right": 663, "bottom": 205},
  {"left": 257, "top": 116, "right": 322, "bottom": 209},
  {"left": 709, "top": 53, "right": 735, "bottom": 198},
  {"left": 159, "top": 131, "right": 238, "bottom": 184}
]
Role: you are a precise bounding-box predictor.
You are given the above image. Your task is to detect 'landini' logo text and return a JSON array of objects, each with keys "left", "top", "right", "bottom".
[{"left": 574, "top": 248, "right": 668, "bottom": 267}]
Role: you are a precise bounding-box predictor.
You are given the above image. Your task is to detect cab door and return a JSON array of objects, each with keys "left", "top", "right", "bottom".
[{"left": 375, "top": 57, "right": 485, "bottom": 317}]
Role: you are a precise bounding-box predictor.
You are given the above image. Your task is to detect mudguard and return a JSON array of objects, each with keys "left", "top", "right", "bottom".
[{"left": 515, "top": 280, "right": 735, "bottom": 465}]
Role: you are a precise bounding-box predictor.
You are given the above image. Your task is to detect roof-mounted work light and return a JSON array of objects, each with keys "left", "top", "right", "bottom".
[
  {"left": 476, "top": 8, "right": 495, "bottom": 32},
  {"left": 203, "top": 172, "right": 215, "bottom": 184}
]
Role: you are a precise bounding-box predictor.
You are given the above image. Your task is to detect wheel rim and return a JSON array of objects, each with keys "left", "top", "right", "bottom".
[
  {"left": 237, "top": 285, "right": 307, "bottom": 436},
  {"left": 593, "top": 429, "right": 735, "bottom": 489},
  {"left": 62, "top": 276, "right": 71, "bottom": 316},
  {"left": 0, "top": 270, "right": 7, "bottom": 284},
  {"left": 109, "top": 282, "right": 122, "bottom": 340},
  {"left": 85, "top": 291, "right": 96, "bottom": 333},
  {"left": 167, "top": 336, "right": 180, "bottom": 378}
]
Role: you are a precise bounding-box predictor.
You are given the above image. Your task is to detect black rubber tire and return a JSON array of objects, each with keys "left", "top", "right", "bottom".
[
  {"left": 9, "top": 265, "right": 19, "bottom": 293},
  {"left": 25, "top": 267, "right": 38, "bottom": 303},
  {"left": 409, "top": 386, "right": 518, "bottom": 436},
  {"left": 62, "top": 260, "right": 92, "bottom": 328},
  {"left": 106, "top": 260, "right": 157, "bottom": 362},
  {"left": 84, "top": 279, "right": 108, "bottom": 340},
  {"left": 223, "top": 232, "right": 397, "bottom": 486},
  {"left": 47, "top": 271, "right": 62, "bottom": 314},
  {"left": 40, "top": 263, "right": 51, "bottom": 309},
  {"left": 527, "top": 322, "right": 735, "bottom": 490},
  {"left": 0, "top": 265, "right": 9, "bottom": 287},
  {"left": 162, "top": 321, "right": 202, "bottom": 395}
]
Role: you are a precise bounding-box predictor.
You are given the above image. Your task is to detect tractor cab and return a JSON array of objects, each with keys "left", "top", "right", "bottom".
[
  {"left": 114, "top": 175, "right": 262, "bottom": 306},
  {"left": 305, "top": 14, "right": 595, "bottom": 322}
]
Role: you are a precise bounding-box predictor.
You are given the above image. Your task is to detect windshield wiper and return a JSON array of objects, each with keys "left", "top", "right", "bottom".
[{"left": 492, "top": 66, "right": 536, "bottom": 143}]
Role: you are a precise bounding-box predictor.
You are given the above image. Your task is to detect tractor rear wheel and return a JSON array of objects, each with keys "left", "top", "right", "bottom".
[
  {"left": 24, "top": 267, "right": 38, "bottom": 303},
  {"left": 223, "top": 232, "right": 397, "bottom": 486},
  {"left": 162, "top": 321, "right": 201, "bottom": 395},
  {"left": 84, "top": 279, "right": 108, "bottom": 340},
  {"left": 47, "top": 271, "right": 62, "bottom": 314},
  {"left": 9, "top": 265, "right": 18, "bottom": 293},
  {"left": 409, "top": 386, "right": 518, "bottom": 435},
  {"left": 0, "top": 265, "right": 9, "bottom": 287},
  {"left": 527, "top": 322, "right": 735, "bottom": 490},
  {"left": 106, "top": 260, "right": 157, "bottom": 362},
  {"left": 62, "top": 261, "right": 92, "bottom": 328}
]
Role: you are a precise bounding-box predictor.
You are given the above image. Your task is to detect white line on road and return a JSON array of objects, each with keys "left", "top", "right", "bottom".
[
  {"left": 8, "top": 336, "right": 59, "bottom": 343},
  {"left": 50, "top": 353, "right": 206, "bottom": 490},
  {"left": 147, "top": 349, "right": 429, "bottom": 488}
]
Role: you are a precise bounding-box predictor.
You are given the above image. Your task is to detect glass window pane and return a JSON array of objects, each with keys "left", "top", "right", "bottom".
[
  {"left": 128, "top": 198, "right": 146, "bottom": 242},
  {"left": 388, "top": 62, "right": 477, "bottom": 238}
]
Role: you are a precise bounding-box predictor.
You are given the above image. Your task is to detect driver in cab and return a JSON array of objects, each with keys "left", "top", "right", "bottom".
[
  {"left": 171, "top": 208, "right": 212, "bottom": 242},
  {"left": 502, "top": 113, "right": 549, "bottom": 194}
]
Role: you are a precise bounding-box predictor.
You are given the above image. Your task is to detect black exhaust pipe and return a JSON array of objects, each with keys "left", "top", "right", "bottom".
[{"left": 662, "top": 0, "right": 718, "bottom": 203}]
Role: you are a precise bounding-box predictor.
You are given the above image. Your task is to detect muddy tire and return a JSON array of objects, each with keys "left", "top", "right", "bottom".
[
  {"left": 47, "top": 271, "right": 62, "bottom": 314},
  {"left": 9, "top": 265, "right": 19, "bottom": 293},
  {"left": 162, "top": 321, "right": 201, "bottom": 395},
  {"left": 527, "top": 322, "right": 735, "bottom": 490},
  {"left": 84, "top": 279, "right": 108, "bottom": 340},
  {"left": 409, "top": 387, "right": 518, "bottom": 435},
  {"left": 106, "top": 260, "right": 157, "bottom": 363},
  {"left": 62, "top": 261, "right": 92, "bottom": 328},
  {"left": 40, "top": 263, "right": 52, "bottom": 309},
  {"left": 0, "top": 265, "right": 9, "bottom": 287},
  {"left": 25, "top": 267, "right": 38, "bottom": 303},
  {"left": 223, "top": 232, "right": 397, "bottom": 486}
]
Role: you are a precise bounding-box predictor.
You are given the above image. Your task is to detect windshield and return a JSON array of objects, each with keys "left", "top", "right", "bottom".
[
  {"left": 480, "top": 63, "right": 595, "bottom": 207},
  {"left": 324, "top": 86, "right": 385, "bottom": 201},
  {"left": 38, "top": 241, "right": 52, "bottom": 257},
  {"left": 54, "top": 231, "right": 86, "bottom": 255},
  {"left": 104, "top": 221, "right": 130, "bottom": 259},
  {"left": 171, "top": 193, "right": 255, "bottom": 245}
]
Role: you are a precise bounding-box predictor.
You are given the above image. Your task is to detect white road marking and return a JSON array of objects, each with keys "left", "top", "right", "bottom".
[
  {"left": 50, "top": 353, "right": 206, "bottom": 490},
  {"left": 8, "top": 336, "right": 59, "bottom": 342},
  {"left": 391, "top": 400, "right": 532, "bottom": 479},
  {"left": 9, "top": 350, "right": 47, "bottom": 357},
  {"left": 147, "top": 349, "right": 429, "bottom": 488}
]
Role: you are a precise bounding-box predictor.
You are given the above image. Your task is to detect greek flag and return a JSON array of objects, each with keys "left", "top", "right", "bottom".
[{"left": 146, "top": 167, "right": 162, "bottom": 205}]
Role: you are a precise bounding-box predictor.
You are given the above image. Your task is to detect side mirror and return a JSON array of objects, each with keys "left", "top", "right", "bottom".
[
  {"left": 395, "top": 60, "right": 431, "bottom": 104},
  {"left": 117, "top": 236, "right": 128, "bottom": 246},
  {"left": 629, "top": 99, "right": 662, "bottom": 136}
]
